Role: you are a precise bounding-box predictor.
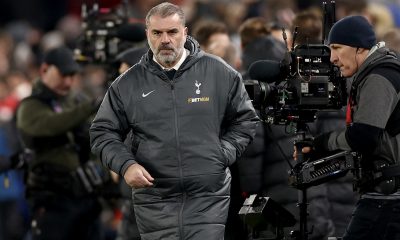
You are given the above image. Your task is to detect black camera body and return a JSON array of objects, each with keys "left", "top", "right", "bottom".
[
  {"left": 74, "top": 2, "right": 146, "bottom": 85},
  {"left": 289, "top": 44, "right": 344, "bottom": 108},
  {"left": 75, "top": 1, "right": 147, "bottom": 66},
  {"left": 245, "top": 44, "right": 347, "bottom": 125},
  {"left": 75, "top": 3, "right": 127, "bottom": 65}
]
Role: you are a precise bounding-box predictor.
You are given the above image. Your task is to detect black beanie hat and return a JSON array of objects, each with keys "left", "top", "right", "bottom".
[{"left": 328, "top": 15, "right": 376, "bottom": 49}]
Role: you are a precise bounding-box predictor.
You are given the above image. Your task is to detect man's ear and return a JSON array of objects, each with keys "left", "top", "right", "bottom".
[
  {"left": 356, "top": 47, "right": 366, "bottom": 54},
  {"left": 40, "top": 63, "right": 49, "bottom": 74}
]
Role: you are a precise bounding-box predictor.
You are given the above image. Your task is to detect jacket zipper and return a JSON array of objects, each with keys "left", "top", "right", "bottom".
[{"left": 170, "top": 80, "right": 186, "bottom": 239}]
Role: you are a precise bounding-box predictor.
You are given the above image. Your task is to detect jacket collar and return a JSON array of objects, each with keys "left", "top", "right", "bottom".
[{"left": 353, "top": 42, "right": 397, "bottom": 80}]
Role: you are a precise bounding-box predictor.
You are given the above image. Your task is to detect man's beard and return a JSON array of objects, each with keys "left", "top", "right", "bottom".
[
  {"left": 157, "top": 51, "right": 177, "bottom": 65},
  {"left": 152, "top": 43, "right": 180, "bottom": 66}
]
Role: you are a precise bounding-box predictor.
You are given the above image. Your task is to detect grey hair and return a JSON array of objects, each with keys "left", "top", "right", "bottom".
[{"left": 145, "top": 2, "right": 185, "bottom": 27}]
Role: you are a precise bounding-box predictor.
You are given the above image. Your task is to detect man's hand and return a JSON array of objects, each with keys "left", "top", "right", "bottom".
[
  {"left": 293, "top": 132, "right": 332, "bottom": 161},
  {"left": 123, "top": 163, "right": 154, "bottom": 188},
  {"left": 293, "top": 146, "right": 312, "bottom": 161}
]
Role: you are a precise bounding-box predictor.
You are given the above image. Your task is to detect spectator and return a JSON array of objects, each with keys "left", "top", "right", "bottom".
[
  {"left": 334, "top": 0, "right": 368, "bottom": 21},
  {"left": 191, "top": 19, "right": 239, "bottom": 66},
  {"left": 238, "top": 17, "right": 286, "bottom": 78},
  {"left": 382, "top": 28, "right": 400, "bottom": 56},
  {"left": 115, "top": 46, "right": 148, "bottom": 74},
  {"left": 291, "top": 10, "right": 323, "bottom": 45}
]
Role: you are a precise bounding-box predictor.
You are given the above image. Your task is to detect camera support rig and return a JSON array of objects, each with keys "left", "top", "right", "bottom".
[
  {"left": 241, "top": 1, "right": 358, "bottom": 239},
  {"left": 291, "top": 135, "right": 355, "bottom": 240},
  {"left": 288, "top": 2, "right": 343, "bottom": 239}
]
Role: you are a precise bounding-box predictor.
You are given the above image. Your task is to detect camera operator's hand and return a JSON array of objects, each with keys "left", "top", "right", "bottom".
[
  {"left": 293, "top": 146, "right": 312, "bottom": 161},
  {"left": 293, "top": 138, "right": 313, "bottom": 162},
  {"left": 124, "top": 163, "right": 154, "bottom": 189},
  {"left": 293, "top": 132, "right": 332, "bottom": 161}
]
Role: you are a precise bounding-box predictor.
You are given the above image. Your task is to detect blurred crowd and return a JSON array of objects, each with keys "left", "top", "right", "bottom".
[{"left": 1, "top": 0, "right": 400, "bottom": 240}]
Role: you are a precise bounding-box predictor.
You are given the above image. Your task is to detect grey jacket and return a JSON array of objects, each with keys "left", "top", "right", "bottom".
[
  {"left": 325, "top": 46, "right": 400, "bottom": 166},
  {"left": 90, "top": 36, "right": 258, "bottom": 239}
]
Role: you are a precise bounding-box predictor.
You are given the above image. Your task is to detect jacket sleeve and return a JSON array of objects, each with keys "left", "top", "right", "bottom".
[
  {"left": 220, "top": 73, "right": 259, "bottom": 165},
  {"left": 17, "top": 98, "right": 95, "bottom": 136},
  {"left": 90, "top": 83, "right": 136, "bottom": 176}
]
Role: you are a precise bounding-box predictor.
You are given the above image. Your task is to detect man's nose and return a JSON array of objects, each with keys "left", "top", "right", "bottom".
[
  {"left": 330, "top": 53, "right": 337, "bottom": 64},
  {"left": 161, "top": 32, "right": 171, "bottom": 43}
]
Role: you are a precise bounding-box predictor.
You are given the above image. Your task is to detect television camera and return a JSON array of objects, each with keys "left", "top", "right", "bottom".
[
  {"left": 73, "top": 0, "right": 147, "bottom": 102},
  {"left": 74, "top": 0, "right": 146, "bottom": 67},
  {"left": 240, "top": 2, "right": 358, "bottom": 240},
  {"left": 244, "top": 1, "right": 347, "bottom": 126},
  {"left": 245, "top": 41, "right": 347, "bottom": 126}
]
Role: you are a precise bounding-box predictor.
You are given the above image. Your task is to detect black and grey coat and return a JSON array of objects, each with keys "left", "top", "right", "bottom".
[
  {"left": 314, "top": 45, "right": 400, "bottom": 195},
  {"left": 90, "top": 37, "right": 258, "bottom": 240}
]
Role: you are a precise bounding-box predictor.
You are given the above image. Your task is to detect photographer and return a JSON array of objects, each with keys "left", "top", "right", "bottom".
[
  {"left": 297, "top": 16, "right": 400, "bottom": 240},
  {"left": 16, "top": 46, "right": 104, "bottom": 240}
]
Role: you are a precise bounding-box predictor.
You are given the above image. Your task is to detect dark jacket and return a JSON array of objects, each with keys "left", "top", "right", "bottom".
[
  {"left": 90, "top": 36, "right": 258, "bottom": 240},
  {"left": 322, "top": 46, "right": 400, "bottom": 159},
  {"left": 15, "top": 80, "right": 102, "bottom": 240},
  {"left": 315, "top": 45, "right": 400, "bottom": 195},
  {"left": 17, "top": 81, "right": 95, "bottom": 171},
  {"left": 16, "top": 80, "right": 97, "bottom": 197}
]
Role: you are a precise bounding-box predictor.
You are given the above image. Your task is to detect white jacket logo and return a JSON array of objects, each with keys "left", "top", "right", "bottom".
[
  {"left": 142, "top": 90, "right": 155, "bottom": 98},
  {"left": 188, "top": 80, "right": 209, "bottom": 103},
  {"left": 195, "top": 80, "right": 201, "bottom": 95}
]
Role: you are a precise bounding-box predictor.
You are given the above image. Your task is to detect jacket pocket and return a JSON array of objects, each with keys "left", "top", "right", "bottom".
[
  {"left": 218, "top": 144, "right": 229, "bottom": 167},
  {"left": 219, "top": 139, "right": 235, "bottom": 167}
]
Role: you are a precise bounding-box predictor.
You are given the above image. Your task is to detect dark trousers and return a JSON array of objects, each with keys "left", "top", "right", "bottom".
[
  {"left": 343, "top": 198, "right": 400, "bottom": 240},
  {"left": 30, "top": 195, "right": 102, "bottom": 240}
]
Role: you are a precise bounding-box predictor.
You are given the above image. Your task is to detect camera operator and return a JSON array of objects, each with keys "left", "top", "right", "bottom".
[
  {"left": 296, "top": 16, "right": 400, "bottom": 240},
  {"left": 16, "top": 46, "right": 104, "bottom": 240}
]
